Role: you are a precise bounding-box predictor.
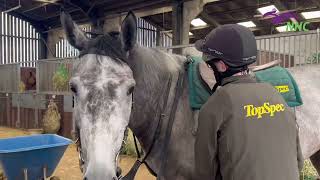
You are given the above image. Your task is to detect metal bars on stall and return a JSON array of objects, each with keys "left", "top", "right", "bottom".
[
  {"left": 158, "top": 29, "right": 320, "bottom": 68},
  {"left": 255, "top": 30, "right": 320, "bottom": 67},
  {"left": 54, "top": 25, "right": 93, "bottom": 58},
  {"left": 132, "top": 17, "right": 172, "bottom": 48},
  {"left": 55, "top": 39, "right": 80, "bottom": 58},
  {"left": 137, "top": 18, "right": 158, "bottom": 47},
  {"left": 0, "top": 12, "right": 41, "bottom": 67}
]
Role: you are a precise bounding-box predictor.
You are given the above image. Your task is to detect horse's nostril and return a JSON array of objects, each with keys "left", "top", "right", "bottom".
[{"left": 83, "top": 177, "right": 88, "bottom": 180}]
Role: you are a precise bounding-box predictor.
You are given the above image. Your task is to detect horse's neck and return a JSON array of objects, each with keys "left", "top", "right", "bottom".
[
  {"left": 129, "top": 72, "right": 192, "bottom": 173},
  {"left": 128, "top": 46, "right": 188, "bottom": 157}
]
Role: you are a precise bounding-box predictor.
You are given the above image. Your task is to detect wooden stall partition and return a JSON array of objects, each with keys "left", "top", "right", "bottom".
[
  {"left": 0, "top": 93, "right": 9, "bottom": 127},
  {"left": 0, "top": 92, "right": 74, "bottom": 138},
  {"left": 38, "top": 59, "right": 73, "bottom": 93},
  {"left": 50, "top": 94, "right": 73, "bottom": 138},
  {"left": 0, "top": 64, "right": 19, "bottom": 92},
  {"left": 251, "top": 50, "right": 295, "bottom": 68},
  {"left": 60, "top": 94, "right": 73, "bottom": 138}
]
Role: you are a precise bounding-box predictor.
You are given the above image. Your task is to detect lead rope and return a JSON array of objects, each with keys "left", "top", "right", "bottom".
[{"left": 133, "top": 135, "right": 141, "bottom": 159}]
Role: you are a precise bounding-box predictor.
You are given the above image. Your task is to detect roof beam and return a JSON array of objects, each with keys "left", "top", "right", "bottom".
[
  {"left": 67, "top": 0, "right": 103, "bottom": 29},
  {"left": 0, "top": 1, "right": 49, "bottom": 31},
  {"left": 41, "top": 0, "right": 169, "bottom": 21},
  {"left": 67, "top": 0, "right": 99, "bottom": 18},
  {"left": 272, "top": 0, "right": 287, "bottom": 11},
  {"left": 199, "top": 11, "right": 220, "bottom": 27},
  {"left": 102, "top": 0, "right": 171, "bottom": 17},
  {"left": 208, "top": 2, "right": 271, "bottom": 16},
  {"left": 22, "top": 3, "right": 50, "bottom": 13},
  {"left": 8, "top": 11, "right": 48, "bottom": 32},
  {"left": 310, "top": 0, "right": 320, "bottom": 7},
  {"left": 40, "top": 8, "right": 80, "bottom": 21}
]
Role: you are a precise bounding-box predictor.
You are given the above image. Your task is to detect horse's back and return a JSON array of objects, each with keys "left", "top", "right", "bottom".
[{"left": 287, "top": 64, "right": 320, "bottom": 158}]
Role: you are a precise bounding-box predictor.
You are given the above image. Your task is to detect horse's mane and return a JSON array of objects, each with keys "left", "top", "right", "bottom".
[{"left": 80, "top": 31, "right": 127, "bottom": 63}]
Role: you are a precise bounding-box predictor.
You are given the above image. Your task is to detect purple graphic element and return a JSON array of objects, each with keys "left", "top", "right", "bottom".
[
  {"left": 272, "top": 12, "right": 299, "bottom": 24},
  {"left": 263, "top": 9, "right": 299, "bottom": 25},
  {"left": 262, "top": 9, "right": 279, "bottom": 18}
]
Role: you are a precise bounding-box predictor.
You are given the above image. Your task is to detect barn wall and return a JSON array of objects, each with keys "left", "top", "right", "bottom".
[
  {"left": 46, "top": 6, "right": 176, "bottom": 58},
  {"left": 0, "top": 64, "right": 19, "bottom": 92},
  {"left": 38, "top": 60, "right": 73, "bottom": 93},
  {"left": 0, "top": 59, "right": 74, "bottom": 138},
  {"left": 0, "top": 93, "right": 73, "bottom": 138},
  {"left": 46, "top": 24, "right": 91, "bottom": 59}
]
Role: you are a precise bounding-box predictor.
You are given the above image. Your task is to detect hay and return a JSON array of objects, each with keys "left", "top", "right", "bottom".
[
  {"left": 52, "top": 64, "right": 69, "bottom": 92},
  {"left": 18, "top": 81, "right": 25, "bottom": 93},
  {"left": 301, "top": 159, "right": 319, "bottom": 179},
  {"left": 43, "top": 99, "right": 61, "bottom": 134},
  {"left": 121, "top": 129, "right": 141, "bottom": 156}
]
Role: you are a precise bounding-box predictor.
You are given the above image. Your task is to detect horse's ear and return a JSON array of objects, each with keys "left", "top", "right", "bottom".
[
  {"left": 60, "top": 12, "right": 89, "bottom": 50},
  {"left": 121, "top": 11, "right": 137, "bottom": 51}
]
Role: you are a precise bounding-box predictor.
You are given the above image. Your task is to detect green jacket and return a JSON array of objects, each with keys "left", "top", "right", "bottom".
[{"left": 195, "top": 75, "right": 303, "bottom": 180}]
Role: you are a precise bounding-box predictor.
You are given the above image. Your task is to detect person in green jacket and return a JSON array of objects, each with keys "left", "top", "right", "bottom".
[{"left": 194, "top": 24, "right": 303, "bottom": 180}]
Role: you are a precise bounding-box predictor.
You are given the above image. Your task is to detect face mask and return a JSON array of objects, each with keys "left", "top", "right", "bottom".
[{"left": 207, "top": 61, "right": 245, "bottom": 92}]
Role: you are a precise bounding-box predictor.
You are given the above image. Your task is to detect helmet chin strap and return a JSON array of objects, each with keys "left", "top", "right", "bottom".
[{"left": 209, "top": 61, "right": 248, "bottom": 93}]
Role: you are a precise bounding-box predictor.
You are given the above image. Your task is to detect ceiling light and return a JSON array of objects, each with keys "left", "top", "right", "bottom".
[
  {"left": 301, "top": 11, "right": 320, "bottom": 19},
  {"left": 237, "top": 21, "right": 256, "bottom": 28},
  {"left": 191, "top": 18, "right": 207, "bottom": 27},
  {"left": 257, "top": 5, "right": 279, "bottom": 15},
  {"left": 276, "top": 25, "right": 288, "bottom": 32},
  {"left": 189, "top": 32, "right": 193, "bottom": 36}
]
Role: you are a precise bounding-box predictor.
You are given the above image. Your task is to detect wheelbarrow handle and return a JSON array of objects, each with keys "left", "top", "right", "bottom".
[
  {"left": 43, "top": 166, "right": 47, "bottom": 180},
  {"left": 22, "top": 167, "right": 47, "bottom": 180},
  {"left": 23, "top": 169, "right": 28, "bottom": 180}
]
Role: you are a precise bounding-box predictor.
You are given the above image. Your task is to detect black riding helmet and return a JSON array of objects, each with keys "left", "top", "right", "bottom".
[{"left": 195, "top": 24, "right": 257, "bottom": 68}]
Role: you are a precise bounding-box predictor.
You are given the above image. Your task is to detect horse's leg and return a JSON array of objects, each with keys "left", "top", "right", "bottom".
[{"left": 310, "top": 150, "right": 320, "bottom": 175}]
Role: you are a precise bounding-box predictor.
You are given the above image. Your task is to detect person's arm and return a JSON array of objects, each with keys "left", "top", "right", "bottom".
[{"left": 194, "top": 91, "right": 227, "bottom": 179}]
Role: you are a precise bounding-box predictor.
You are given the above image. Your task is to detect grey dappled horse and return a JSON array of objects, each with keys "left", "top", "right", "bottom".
[
  {"left": 61, "top": 12, "right": 135, "bottom": 179},
  {"left": 62, "top": 11, "right": 320, "bottom": 180}
]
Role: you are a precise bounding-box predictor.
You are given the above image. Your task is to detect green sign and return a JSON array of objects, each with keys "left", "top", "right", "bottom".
[{"left": 286, "top": 21, "right": 310, "bottom": 32}]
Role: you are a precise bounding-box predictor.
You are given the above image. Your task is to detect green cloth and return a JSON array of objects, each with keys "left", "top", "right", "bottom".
[
  {"left": 187, "top": 56, "right": 212, "bottom": 110},
  {"left": 187, "top": 57, "right": 303, "bottom": 109},
  {"left": 255, "top": 66, "right": 303, "bottom": 107}
]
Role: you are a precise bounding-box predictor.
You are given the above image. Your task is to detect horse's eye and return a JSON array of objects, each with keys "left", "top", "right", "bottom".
[
  {"left": 70, "top": 83, "right": 78, "bottom": 95},
  {"left": 127, "top": 86, "right": 134, "bottom": 95}
]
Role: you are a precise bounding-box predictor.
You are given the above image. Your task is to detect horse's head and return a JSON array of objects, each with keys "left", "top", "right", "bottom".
[{"left": 61, "top": 11, "right": 137, "bottom": 180}]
